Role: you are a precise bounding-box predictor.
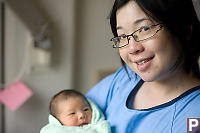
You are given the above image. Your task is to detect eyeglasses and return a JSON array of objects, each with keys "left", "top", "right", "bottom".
[{"left": 110, "top": 23, "right": 163, "bottom": 48}]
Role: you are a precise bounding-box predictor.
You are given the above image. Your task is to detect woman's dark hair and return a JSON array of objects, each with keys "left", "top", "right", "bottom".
[{"left": 110, "top": 0, "right": 200, "bottom": 79}]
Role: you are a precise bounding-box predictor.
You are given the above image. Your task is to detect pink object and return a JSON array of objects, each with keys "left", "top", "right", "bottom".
[{"left": 0, "top": 81, "right": 33, "bottom": 111}]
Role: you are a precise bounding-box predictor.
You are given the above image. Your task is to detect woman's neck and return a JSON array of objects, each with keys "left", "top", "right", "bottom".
[
  {"left": 144, "top": 69, "right": 200, "bottom": 97},
  {"left": 133, "top": 70, "right": 200, "bottom": 110}
]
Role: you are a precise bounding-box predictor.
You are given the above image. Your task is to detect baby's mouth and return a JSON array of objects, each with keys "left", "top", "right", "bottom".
[{"left": 79, "top": 122, "right": 88, "bottom": 126}]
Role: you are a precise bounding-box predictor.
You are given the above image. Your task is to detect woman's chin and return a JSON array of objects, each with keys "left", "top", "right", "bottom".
[{"left": 138, "top": 73, "right": 157, "bottom": 82}]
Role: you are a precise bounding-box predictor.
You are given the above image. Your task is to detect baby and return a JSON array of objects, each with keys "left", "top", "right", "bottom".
[
  {"left": 50, "top": 89, "right": 92, "bottom": 126},
  {"left": 40, "top": 89, "right": 111, "bottom": 133}
]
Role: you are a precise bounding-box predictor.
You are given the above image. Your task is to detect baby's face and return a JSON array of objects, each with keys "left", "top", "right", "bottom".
[{"left": 57, "top": 96, "right": 92, "bottom": 126}]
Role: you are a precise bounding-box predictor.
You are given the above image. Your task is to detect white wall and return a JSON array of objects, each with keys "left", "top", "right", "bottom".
[
  {"left": 3, "top": 0, "right": 121, "bottom": 133},
  {"left": 73, "top": 0, "right": 121, "bottom": 92},
  {"left": 4, "top": 0, "right": 76, "bottom": 132}
]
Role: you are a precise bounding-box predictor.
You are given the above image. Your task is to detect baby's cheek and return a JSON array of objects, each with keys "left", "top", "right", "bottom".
[
  {"left": 62, "top": 117, "right": 79, "bottom": 126},
  {"left": 87, "top": 112, "right": 92, "bottom": 123}
]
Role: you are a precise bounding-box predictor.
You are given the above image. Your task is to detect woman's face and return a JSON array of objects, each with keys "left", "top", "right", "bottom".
[{"left": 116, "top": 1, "right": 182, "bottom": 82}]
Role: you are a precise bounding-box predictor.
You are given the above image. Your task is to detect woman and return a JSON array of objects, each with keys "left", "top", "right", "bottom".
[{"left": 86, "top": 0, "right": 200, "bottom": 132}]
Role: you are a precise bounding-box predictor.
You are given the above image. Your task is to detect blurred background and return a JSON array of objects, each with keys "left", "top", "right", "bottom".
[
  {"left": 0, "top": 0, "right": 121, "bottom": 132},
  {"left": 0, "top": 0, "right": 200, "bottom": 133}
]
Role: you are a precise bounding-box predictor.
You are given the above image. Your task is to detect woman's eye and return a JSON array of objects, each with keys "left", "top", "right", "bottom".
[
  {"left": 139, "top": 26, "right": 150, "bottom": 32},
  {"left": 120, "top": 34, "right": 127, "bottom": 39}
]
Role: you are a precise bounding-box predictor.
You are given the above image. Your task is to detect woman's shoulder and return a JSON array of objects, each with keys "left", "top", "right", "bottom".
[
  {"left": 100, "top": 66, "right": 134, "bottom": 83},
  {"left": 88, "top": 66, "right": 135, "bottom": 91},
  {"left": 175, "top": 86, "right": 200, "bottom": 116},
  {"left": 86, "top": 66, "right": 138, "bottom": 111},
  {"left": 103, "top": 65, "right": 138, "bottom": 85}
]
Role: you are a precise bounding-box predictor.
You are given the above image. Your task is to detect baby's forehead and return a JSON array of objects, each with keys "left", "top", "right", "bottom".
[
  {"left": 58, "top": 96, "right": 90, "bottom": 111},
  {"left": 59, "top": 95, "right": 89, "bottom": 105}
]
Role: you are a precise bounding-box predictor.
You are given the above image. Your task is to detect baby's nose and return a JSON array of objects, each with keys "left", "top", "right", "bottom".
[{"left": 78, "top": 112, "right": 86, "bottom": 119}]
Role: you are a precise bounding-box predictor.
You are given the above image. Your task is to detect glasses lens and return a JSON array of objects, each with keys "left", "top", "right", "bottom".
[
  {"left": 111, "top": 36, "right": 128, "bottom": 48},
  {"left": 119, "top": 35, "right": 128, "bottom": 47},
  {"left": 134, "top": 24, "right": 161, "bottom": 41}
]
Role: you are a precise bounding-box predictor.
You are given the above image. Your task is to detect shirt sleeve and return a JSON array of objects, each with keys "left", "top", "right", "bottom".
[
  {"left": 85, "top": 73, "right": 116, "bottom": 113},
  {"left": 86, "top": 66, "right": 136, "bottom": 114}
]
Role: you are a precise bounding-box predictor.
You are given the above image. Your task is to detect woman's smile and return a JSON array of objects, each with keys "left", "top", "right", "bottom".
[{"left": 135, "top": 56, "right": 154, "bottom": 71}]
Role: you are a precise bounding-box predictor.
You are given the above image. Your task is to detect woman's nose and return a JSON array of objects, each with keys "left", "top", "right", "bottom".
[{"left": 127, "top": 37, "right": 144, "bottom": 54}]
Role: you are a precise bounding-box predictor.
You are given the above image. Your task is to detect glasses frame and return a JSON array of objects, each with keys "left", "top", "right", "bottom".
[{"left": 110, "top": 23, "right": 163, "bottom": 48}]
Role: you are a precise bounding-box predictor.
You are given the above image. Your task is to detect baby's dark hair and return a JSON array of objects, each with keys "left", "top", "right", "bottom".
[{"left": 49, "top": 89, "right": 89, "bottom": 117}]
